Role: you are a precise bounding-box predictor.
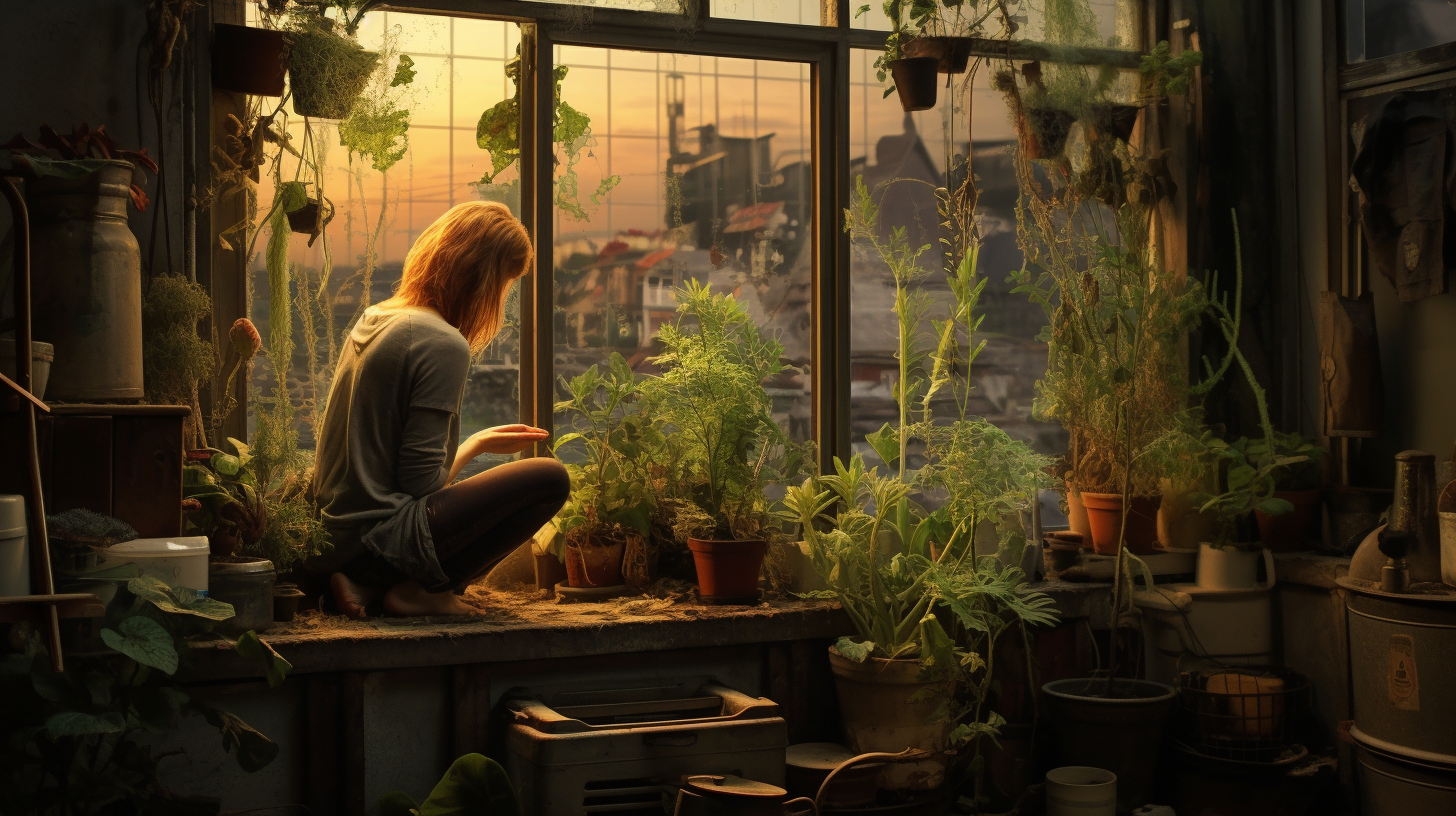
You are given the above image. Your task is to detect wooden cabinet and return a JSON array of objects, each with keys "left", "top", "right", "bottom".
[{"left": 0, "top": 404, "right": 187, "bottom": 537}]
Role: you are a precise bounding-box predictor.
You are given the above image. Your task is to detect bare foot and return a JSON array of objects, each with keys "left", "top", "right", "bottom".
[
  {"left": 383, "top": 580, "right": 482, "bottom": 617},
  {"left": 330, "top": 572, "right": 381, "bottom": 620}
]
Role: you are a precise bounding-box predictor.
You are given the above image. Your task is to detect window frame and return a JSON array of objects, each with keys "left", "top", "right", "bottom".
[{"left": 205, "top": 0, "right": 1152, "bottom": 472}]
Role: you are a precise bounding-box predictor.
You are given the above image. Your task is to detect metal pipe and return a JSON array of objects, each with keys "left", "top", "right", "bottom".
[{"left": 1, "top": 175, "right": 62, "bottom": 672}]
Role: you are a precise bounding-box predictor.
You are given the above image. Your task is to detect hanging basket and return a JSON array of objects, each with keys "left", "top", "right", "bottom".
[
  {"left": 286, "top": 22, "right": 380, "bottom": 120},
  {"left": 903, "top": 36, "right": 972, "bottom": 74},
  {"left": 286, "top": 196, "right": 334, "bottom": 247},
  {"left": 1024, "top": 105, "right": 1076, "bottom": 158},
  {"left": 890, "top": 57, "right": 940, "bottom": 112},
  {"left": 212, "top": 23, "right": 288, "bottom": 97}
]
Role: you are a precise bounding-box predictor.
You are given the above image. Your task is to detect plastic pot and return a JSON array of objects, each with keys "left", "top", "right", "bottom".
[
  {"left": 1042, "top": 677, "right": 1177, "bottom": 810},
  {"left": 1045, "top": 766, "right": 1117, "bottom": 816},
  {"left": 0, "top": 338, "right": 54, "bottom": 400},
  {"left": 272, "top": 583, "right": 305, "bottom": 622},
  {"left": 286, "top": 24, "right": 380, "bottom": 120},
  {"left": 890, "top": 57, "right": 939, "bottom": 112},
  {"left": 1255, "top": 489, "right": 1320, "bottom": 551},
  {"left": 212, "top": 23, "right": 287, "bottom": 97},
  {"left": 828, "top": 645, "right": 951, "bottom": 792},
  {"left": 563, "top": 539, "right": 624, "bottom": 588},
  {"left": 688, "top": 537, "right": 767, "bottom": 603},
  {"left": 1081, "top": 493, "right": 1161, "bottom": 555},
  {"left": 903, "top": 36, "right": 971, "bottom": 73},
  {"left": 1195, "top": 543, "right": 1275, "bottom": 591},
  {"left": 209, "top": 557, "right": 276, "bottom": 634}
]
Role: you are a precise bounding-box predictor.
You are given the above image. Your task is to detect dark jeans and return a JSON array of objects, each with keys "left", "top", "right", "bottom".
[{"left": 343, "top": 457, "right": 570, "bottom": 594}]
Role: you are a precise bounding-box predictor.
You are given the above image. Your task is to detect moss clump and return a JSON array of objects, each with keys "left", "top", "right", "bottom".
[
  {"left": 286, "top": 15, "right": 380, "bottom": 120},
  {"left": 142, "top": 274, "right": 214, "bottom": 407}
]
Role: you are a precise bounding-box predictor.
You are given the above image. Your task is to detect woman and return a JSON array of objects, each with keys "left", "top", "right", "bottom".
[{"left": 313, "top": 201, "right": 569, "bottom": 618}]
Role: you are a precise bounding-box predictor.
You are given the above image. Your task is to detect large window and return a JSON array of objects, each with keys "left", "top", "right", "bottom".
[{"left": 550, "top": 46, "right": 814, "bottom": 442}]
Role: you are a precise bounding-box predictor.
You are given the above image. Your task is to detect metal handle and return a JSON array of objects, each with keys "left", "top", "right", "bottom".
[
  {"left": 814, "top": 748, "right": 928, "bottom": 807},
  {"left": 783, "top": 796, "right": 817, "bottom": 815}
]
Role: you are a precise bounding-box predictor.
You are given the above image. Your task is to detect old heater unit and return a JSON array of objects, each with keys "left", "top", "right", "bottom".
[{"left": 503, "top": 678, "right": 787, "bottom": 815}]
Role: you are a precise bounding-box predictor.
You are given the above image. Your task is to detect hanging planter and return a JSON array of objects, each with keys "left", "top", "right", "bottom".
[
  {"left": 1025, "top": 106, "right": 1076, "bottom": 159},
  {"left": 890, "top": 57, "right": 940, "bottom": 112},
  {"left": 903, "top": 36, "right": 972, "bottom": 74},
  {"left": 1088, "top": 102, "right": 1142, "bottom": 143},
  {"left": 286, "top": 18, "right": 380, "bottom": 120},
  {"left": 212, "top": 23, "right": 287, "bottom": 97},
  {"left": 286, "top": 196, "right": 334, "bottom": 246},
  {"left": 688, "top": 537, "right": 766, "bottom": 604}
]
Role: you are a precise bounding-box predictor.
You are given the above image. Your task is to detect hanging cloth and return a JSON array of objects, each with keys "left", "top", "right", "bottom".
[{"left": 1350, "top": 90, "right": 1456, "bottom": 302}]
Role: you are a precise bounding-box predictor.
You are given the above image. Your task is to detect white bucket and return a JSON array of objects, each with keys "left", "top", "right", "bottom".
[
  {"left": 1046, "top": 766, "right": 1117, "bottom": 816},
  {"left": 0, "top": 494, "right": 29, "bottom": 597},
  {"left": 104, "top": 536, "right": 211, "bottom": 592}
]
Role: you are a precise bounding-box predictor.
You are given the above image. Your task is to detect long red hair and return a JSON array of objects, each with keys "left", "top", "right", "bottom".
[{"left": 391, "top": 201, "right": 532, "bottom": 351}]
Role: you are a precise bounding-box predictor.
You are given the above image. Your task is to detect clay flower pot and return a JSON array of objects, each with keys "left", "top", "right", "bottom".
[
  {"left": 1081, "top": 492, "right": 1161, "bottom": 555},
  {"left": 563, "top": 539, "right": 624, "bottom": 588},
  {"left": 687, "top": 537, "right": 767, "bottom": 604},
  {"left": 1255, "top": 489, "right": 1320, "bottom": 552},
  {"left": 828, "top": 645, "right": 952, "bottom": 791},
  {"left": 212, "top": 23, "right": 287, "bottom": 97},
  {"left": 890, "top": 57, "right": 940, "bottom": 112}
]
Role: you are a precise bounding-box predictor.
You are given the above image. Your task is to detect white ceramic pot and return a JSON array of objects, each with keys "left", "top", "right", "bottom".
[
  {"left": 1196, "top": 543, "right": 1275, "bottom": 591},
  {"left": 1045, "top": 766, "right": 1116, "bottom": 816}
]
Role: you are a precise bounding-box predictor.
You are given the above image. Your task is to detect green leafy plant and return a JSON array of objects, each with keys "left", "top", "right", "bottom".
[
  {"left": 865, "top": 0, "right": 1006, "bottom": 97},
  {"left": 1236, "top": 431, "right": 1325, "bottom": 492},
  {"left": 644, "top": 281, "right": 807, "bottom": 541},
  {"left": 141, "top": 275, "right": 214, "bottom": 447},
  {"left": 0, "top": 576, "right": 288, "bottom": 815},
  {"left": 184, "top": 438, "right": 266, "bottom": 560},
  {"left": 474, "top": 50, "right": 620, "bottom": 218},
  {"left": 1139, "top": 40, "right": 1204, "bottom": 98},
  {"left": 551, "top": 353, "right": 665, "bottom": 549},
  {"left": 379, "top": 753, "right": 520, "bottom": 816}
]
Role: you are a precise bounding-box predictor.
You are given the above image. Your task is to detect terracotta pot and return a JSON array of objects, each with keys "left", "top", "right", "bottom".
[
  {"left": 1066, "top": 489, "right": 1093, "bottom": 545},
  {"left": 828, "top": 645, "right": 951, "bottom": 791},
  {"left": 687, "top": 537, "right": 767, "bottom": 602},
  {"left": 903, "top": 36, "right": 971, "bottom": 74},
  {"left": 890, "top": 57, "right": 939, "bottom": 112},
  {"left": 212, "top": 23, "right": 287, "bottom": 97},
  {"left": 534, "top": 552, "right": 567, "bottom": 595},
  {"left": 1081, "top": 493, "right": 1161, "bottom": 555},
  {"left": 563, "top": 539, "right": 624, "bottom": 588},
  {"left": 1256, "top": 489, "right": 1320, "bottom": 552}
]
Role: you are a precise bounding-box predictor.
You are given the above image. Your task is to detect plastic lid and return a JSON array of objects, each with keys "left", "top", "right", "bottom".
[
  {"left": 684, "top": 776, "right": 786, "bottom": 799},
  {"left": 0, "top": 495, "right": 26, "bottom": 539},
  {"left": 108, "top": 536, "right": 211, "bottom": 556}
]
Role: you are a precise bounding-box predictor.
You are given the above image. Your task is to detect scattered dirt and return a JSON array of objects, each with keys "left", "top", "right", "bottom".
[{"left": 217, "top": 580, "right": 835, "bottom": 646}]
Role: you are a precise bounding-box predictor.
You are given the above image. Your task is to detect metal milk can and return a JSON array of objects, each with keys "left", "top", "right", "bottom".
[{"left": 26, "top": 160, "right": 144, "bottom": 402}]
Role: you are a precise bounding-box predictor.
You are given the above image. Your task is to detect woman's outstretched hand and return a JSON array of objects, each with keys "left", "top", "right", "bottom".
[
  {"left": 450, "top": 424, "right": 550, "bottom": 483},
  {"left": 469, "top": 424, "right": 550, "bottom": 455}
]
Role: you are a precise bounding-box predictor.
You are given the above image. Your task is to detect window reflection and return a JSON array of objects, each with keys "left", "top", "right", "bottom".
[{"left": 1346, "top": 0, "right": 1456, "bottom": 62}]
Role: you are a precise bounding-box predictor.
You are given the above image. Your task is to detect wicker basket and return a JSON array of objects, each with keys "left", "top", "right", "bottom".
[{"left": 1177, "top": 667, "right": 1311, "bottom": 762}]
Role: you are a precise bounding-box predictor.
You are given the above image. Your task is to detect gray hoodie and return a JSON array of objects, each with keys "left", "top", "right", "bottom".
[{"left": 310, "top": 305, "right": 471, "bottom": 587}]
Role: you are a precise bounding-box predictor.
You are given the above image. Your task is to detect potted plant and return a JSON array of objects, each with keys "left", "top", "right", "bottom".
[
  {"left": 1241, "top": 431, "right": 1325, "bottom": 550},
  {"left": 871, "top": 11, "right": 939, "bottom": 113},
  {"left": 551, "top": 353, "right": 663, "bottom": 593},
  {"left": 284, "top": 1, "right": 388, "bottom": 120},
  {"left": 645, "top": 282, "right": 806, "bottom": 604}
]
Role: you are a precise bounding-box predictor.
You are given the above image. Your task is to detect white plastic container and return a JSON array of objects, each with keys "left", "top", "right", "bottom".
[
  {"left": 104, "top": 536, "right": 210, "bottom": 592},
  {"left": 0, "top": 338, "right": 54, "bottom": 400},
  {"left": 0, "top": 494, "right": 29, "bottom": 597},
  {"left": 1045, "top": 766, "right": 1117, "bottom": 816}
]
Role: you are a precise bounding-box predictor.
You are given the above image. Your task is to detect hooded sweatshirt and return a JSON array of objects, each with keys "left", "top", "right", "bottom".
[{"left": 310, "top": 305, "right": 471, "bottom": 587}]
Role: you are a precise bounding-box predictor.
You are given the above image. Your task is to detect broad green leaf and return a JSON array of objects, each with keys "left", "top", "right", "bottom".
[
  {"left": 416, "top": 753, "right": 520, "bottom": 816},
  {"left": 45, "top": 711, "right": 125, "bottom": 738},
  {"left": 129, "top": 575, "right": 236, "bottom": 621},
  {"left": 101, "top": 616, "right": 178, "bottom": 675},
  {"left": 212, "top": 452, "right": 242, "bottom": 476},
  {"left": 866, "top": 423, "right": 900, "bottom": 469},
  {"left": 835, "top": 637, "right": 875, "bottom": 663},
  {"left": 1256, "top": 498, "right": 1294, "bottom": 517},
  {"left": 235, "top": 631, "right": 292, "bottom": 689}
]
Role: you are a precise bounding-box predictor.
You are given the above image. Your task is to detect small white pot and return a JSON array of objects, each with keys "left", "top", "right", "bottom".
[
  {"left": 1196, "top": 542, "right": 1275, "bottom": 591},
  {"left": 1046, "top": 766, "right": 1117, "bottom": 816}
]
